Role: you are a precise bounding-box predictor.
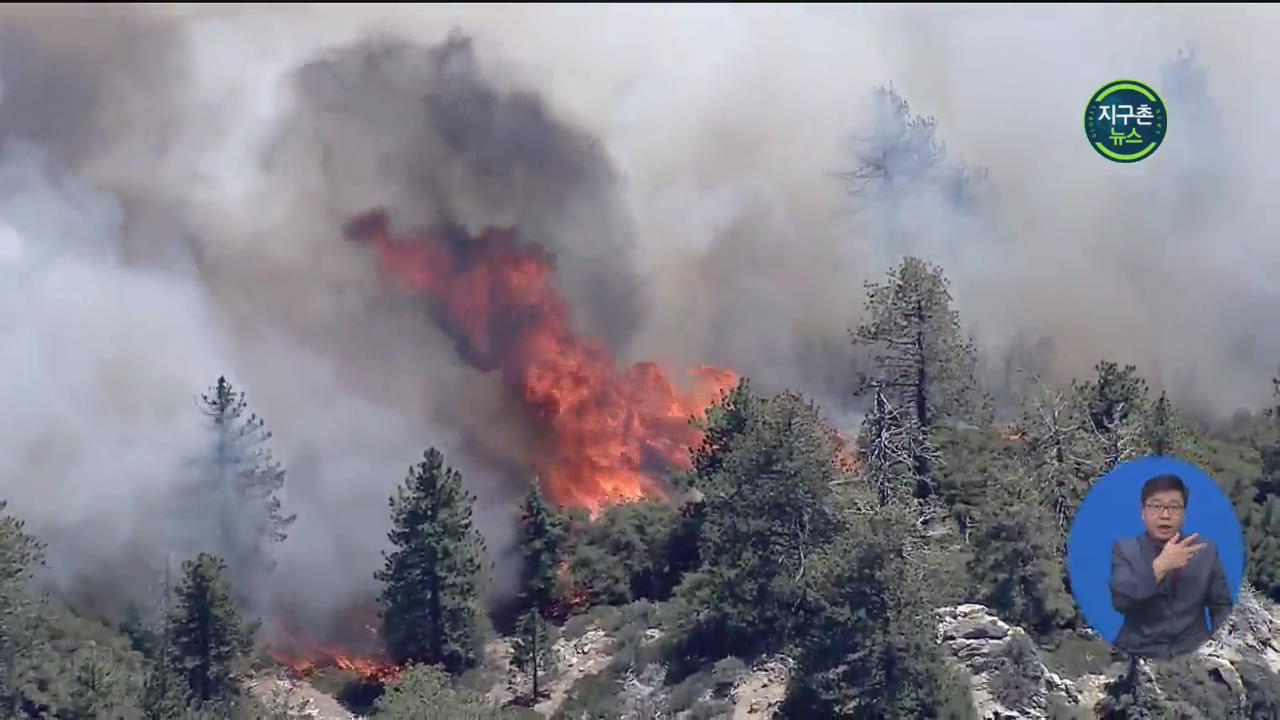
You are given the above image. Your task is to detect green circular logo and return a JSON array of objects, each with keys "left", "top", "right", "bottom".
[{"left": 1084, "top": 80, "right": 1167, "bottom": 163}]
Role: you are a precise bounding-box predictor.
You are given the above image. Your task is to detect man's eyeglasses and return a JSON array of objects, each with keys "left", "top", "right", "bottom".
[{"left": 1144, "top": 502, "right": 1185, "bottom": 516}]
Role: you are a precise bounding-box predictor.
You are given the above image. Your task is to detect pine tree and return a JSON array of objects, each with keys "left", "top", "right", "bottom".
[
  {"left": 1071, "top": 360, "right": 1149, "bottom": 470},
  {"left": 1256, "top": 372, "right": 1280, "bottom": 502},
  {"left": 167, "top": 553, "right": 254, "bottom": 706},
  {"left": 1146, "top": 391, "right": 1191, "bottom": 456},
  {"left": 665, "top": 378, "right": 767, "bottom": 585},
  {"left": 687, "top": 378, "right": 766, "bottom": 484},
  {"left": 183, "top": 376, "right": 295, "bottom": 608},
  {"left": 0, "top": 500, "right": 54, "bottom": 717},
  {"left": 852, "top": 257, "right": 986, "bottom": 499},
  {"left": 858, "top": 380, "right": 939, "bottom": 508},
  {"left": 141, "top": 658, "right": 193, "bottom": 720},
  {"left": 841, "top": 86, "right": 986, "bottom": 210},
  {"left": 510, "top": 608, "right": 557, "bottom": 702},
  {"left": 1095, "top": 657, "right": 1170, "bottom": 719},
  {"left": 783, "top": 503, "right": 971, "bottom": 718},
  {"left": 564, "top": 500, "right": 682, "bottom": 607},
  {"left": 516, "top": 483, "right": 566, "bottom": 619},
  {"left": 674, "top": 390, "right": 844, "bottom": 660},
  {"left": 120, "top": 602, "right": 162, "bottom": 661},
  {"left": 376, "top": 448, "right": 490, "bottom": 674},
  {"left": 60, "top": 644, "right": 144, "bottom": 720},
  {"left": 967, "top": 465, "right": 1075, "bottom": 638},
  {"left": 1241, "top": 497, "right": 1280, "bottom": 600},
  {"left": 373, "top": 664, "right": 505, "bottom": 719},
  {"left": 1015, "top": 375, "right": 1127, "bottom": 549}
]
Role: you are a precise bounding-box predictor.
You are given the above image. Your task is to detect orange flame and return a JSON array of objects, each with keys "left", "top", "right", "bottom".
[
  {"left": 269, "top": 619, "right": 401, "bottom": 684},
  {"left": 347, "top": 210, "right": 738, "bottom": 514}
]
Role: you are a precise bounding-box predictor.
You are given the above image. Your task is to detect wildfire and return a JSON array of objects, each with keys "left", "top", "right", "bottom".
[
  {"left": 346, "top": 209, "right": 738, "bottom": 514},
  {"left": 269, "top": 619, "right": 401, "bottom": 684},
  {"left": 832, "top": 432, "right": 861, "bottom": 475}
]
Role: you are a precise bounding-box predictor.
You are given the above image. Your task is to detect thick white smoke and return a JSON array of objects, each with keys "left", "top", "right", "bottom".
[{"left": 1, "top": 4, "right": 1278, "bottom": 635}]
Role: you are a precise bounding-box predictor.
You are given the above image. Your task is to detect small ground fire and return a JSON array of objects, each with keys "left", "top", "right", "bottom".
[{"left": 269, "top": 617, "right": 401, "bottom": 684}]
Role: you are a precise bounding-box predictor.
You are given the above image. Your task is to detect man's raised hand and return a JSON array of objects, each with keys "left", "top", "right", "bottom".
[{"left": 1154, "top": 532, "right": 1207, "bottom": 581}]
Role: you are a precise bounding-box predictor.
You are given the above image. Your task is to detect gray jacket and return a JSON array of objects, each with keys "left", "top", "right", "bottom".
[{"left": 1109, "top": 533, "right": 1234, "bottom": 659}]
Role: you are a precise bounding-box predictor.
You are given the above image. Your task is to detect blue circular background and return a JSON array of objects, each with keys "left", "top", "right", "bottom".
[{"left": 1066, "top": 456, "right": 1245, "bottom": 644}]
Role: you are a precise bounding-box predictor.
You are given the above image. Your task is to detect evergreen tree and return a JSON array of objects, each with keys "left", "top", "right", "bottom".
[
  {"left": 376, "top": 448, "right": 490, "bottom": 674},
  {"left": 1241, "top": 497, "right": 1280, "bottom": 600},
  {"left": 858, "top": 380, "right": 939, "bottom": 509},
  {"left": 783, "top": 504, "right": 972, "bottom": 718},
  {"left": 120, "top": 602, "right": 161, "bottom": 661},
  {"left": 966, "top": 465, "right": 1075, "bottom": 638},
  {"left": 510, "top": 608, "right": 557, "bottom": 702},
  {"left": 373, "top": 664, "right": 505, "bottom": 719},
  {"left": 841, "top": 86, "right": 987, "bottom": 212},
  {"left": 60, "top": 644, "right": 144, "bottom": 720},
  {"left": 683, "top": 378, "right": 767, "bottom": 492},
  {"left": 1071, "top": 360, "right": 1149, "bottom": 470},
  {"left": 0, "top": 500, "right": 54, "bottom": 717},
  {"left": 673, "top": 391, "right": 844, "bottom": 661},
  {"left": 931, "top": 425, "right": 1022, "bottom": 545},
  {"left": 1015, "top": 377, "right": 1111, "bottom": 548},
  {"left": 565, "top": 500, "right": 681, "bottom": 607},
  {"left": 666, "top": 379, "right": 767, "bottom": 583},
  {"left": 516, "top": 483, "right": 566, "bottom": 619},
  {"left": 1146, "top": 391, "right": 1192, "bottom": 456},
  {"left": 183, "top": 376, "right": 295, "bottom": 609},
  {"left": 141, "top": 658, "right": 194, "bottom": 720},
  {"left": 1256, "top": 372, "right": 1280, "bottom": 502},
  {"left": 852, "top": 256, "right": 987, "bottom": 498},
  {"left": 1095, "top": 657, "right": 1170, "bottom": 719},
  {"left": 167, "top": 553, "right": 254, "bottom": 706}
]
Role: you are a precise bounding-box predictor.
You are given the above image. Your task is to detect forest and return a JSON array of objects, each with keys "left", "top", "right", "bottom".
[
  {"left": 3, "top": 246, "right": 1280, "bottom": 719},
  {"left": 2, "top": 9, "right": 1279, "bottom": 719}
]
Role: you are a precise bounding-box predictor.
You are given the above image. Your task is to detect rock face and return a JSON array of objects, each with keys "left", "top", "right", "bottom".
[
  {"left": 937, "top": 586, "right": 1280, "bottom": 719},
  {"left": 246, "top": 674, "right": 360, "bottom": 720},
  {"left": 728, "top": 656, "right": 792, "bottom": 720},
  {"left": 1204, "top": 584, "right": 1280, "bottom": 673},
  {"left": 936, "top": 604, "right": 1082, "bottom": 719}
]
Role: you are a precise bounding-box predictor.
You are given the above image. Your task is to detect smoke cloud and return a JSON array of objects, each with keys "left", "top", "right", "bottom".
[{"left": 1, "top": 3, "right": 1278, "bottom": 636}]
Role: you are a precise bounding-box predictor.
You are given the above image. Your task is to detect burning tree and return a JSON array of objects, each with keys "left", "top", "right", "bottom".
[
  {"left": 178, "top": 376, "right": 296, "bottom": 611},
  {"left": 376, "top": 448, "right": 490, "bottom": 675}
]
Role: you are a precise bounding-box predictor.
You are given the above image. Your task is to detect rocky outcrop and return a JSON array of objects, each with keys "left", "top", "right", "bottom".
[
  {"left": 728, "top": 656, "right": 793, "bottom": 719},
  {"left": 246, "top": 674, "right": 360, "bottom": 720},
  {"left": 938, "top": 588, "right": 1280, "bottom": 720},
  {"left": 935, "top": 604, "right": 1083, "bottom": 719},
  {"left": 1203, "top": 583, "right": 1280, "bottom": 672}
]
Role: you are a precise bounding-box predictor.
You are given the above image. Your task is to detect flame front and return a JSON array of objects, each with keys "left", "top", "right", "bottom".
[
  {"left": 347, "top": 210, "right": 737, "bottom": 514},
  {"left": 268, "top": 619, "right": 401, "bottom": 684}
]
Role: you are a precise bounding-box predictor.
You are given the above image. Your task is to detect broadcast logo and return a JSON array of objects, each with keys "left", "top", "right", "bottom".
[{"left": 1084, "top": 80, "right": 1167, "bottom": 163}]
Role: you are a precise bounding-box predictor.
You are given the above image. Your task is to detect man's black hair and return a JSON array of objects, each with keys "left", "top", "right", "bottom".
[{"left": 1141, "top": 473, "right": 1189, "bottom": 505}]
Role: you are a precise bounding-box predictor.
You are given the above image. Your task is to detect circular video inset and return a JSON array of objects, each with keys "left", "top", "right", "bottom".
[{"left": 1066, "top": 456, "right": 1245, "bottom": 660}]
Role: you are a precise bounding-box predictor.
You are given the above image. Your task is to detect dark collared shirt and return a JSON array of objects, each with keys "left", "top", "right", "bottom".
[{"left": 1108, "top": 533, "right": 1234, "bottom": 659}]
